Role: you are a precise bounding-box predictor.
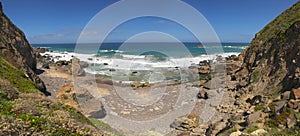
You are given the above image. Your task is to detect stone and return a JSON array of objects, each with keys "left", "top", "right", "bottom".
[
  {"left": 287, "top": 100, "right": 299, "bottom": 110},
  {"left": 56, "top": 60, "right": 69, "bottom": 66},
  {"left": 250, "top": 129, "right": 267, "bottom": 136},
  {"left": 247, "top": 112, "right": 261, "bottom": 125},
  {"left": 154, "top": 107, "right": 160, "bottom": 111},
  {"left": 281, "top": 91, "right": 291, "bottom": 100},
  {"left": 56, "top": 83, "right": 80, "bottom": 111},
  {"left": 198, "top": 65, "right": 210, "bottom": 74},
  {"left": 230, "top": 131, "right": 246, "bottom": 136},
  {"left": 286, "top": 114, "right": 296, "bottom": 128},
  {"left": 41, "top": 62, "right": 51, "bottom": 69},
  {"left": 246, "top": 95, "right": 263, "bottom": 105},
  {"left": 130, "top": 82, "right": 150, "bottom": 89},
  {"left": 205, "top": 120, "right": 229, "bottom": 136},
  {"left": 291, "top": 87, "right": 300, "bottom": 99},
  {"left": 198, "top": 87, "right": 208, "bottom": 99},
  {"left": 199, "top": 60, "right": 210, "bottom": 66},
  {"left": 70, "top": 58, "right": 85, "bottom": 76},
  {"left": 120, "top": 111, "right": 131, "bottom": 115},
  {"left": 172, "top": 113, "right": 200, "bottom": 131},
  {"left": 274, "top": 101, "right": 287, "bottom": 114},
  {"left": 238, "top": 79, "right": 248, "bottom": 88},
  {"left": 79, "top": 61, "right": 89, "bottom": 68}
]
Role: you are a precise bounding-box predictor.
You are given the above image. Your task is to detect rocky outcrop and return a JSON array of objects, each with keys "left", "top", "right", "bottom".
[
  {"left": 237, "top": 1, "right": 300, "bottom": 94},
  {"left": 171, "top": 113, "right": 200, "bottom": 131},
  {"left": 0, "top": 2, "right": 47, "bottom": 94}
]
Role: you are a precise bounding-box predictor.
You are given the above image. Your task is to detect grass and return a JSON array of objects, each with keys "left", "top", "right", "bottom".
[
  {"left": 0, "top": 58, "right": 40, "bottom": 93},
  {"left": 244, "top": 125, "right": 259, "bottom": 134},
  {"left": 255, "top": 1, "right": 300, "bottom": 45},
  {"left": 254, "top": 105, "right": 264, "bottom": 111},
  {"left": 89, "top": 118, "right": 124, "bottom": 136},
  {"left": 0, "top": 56, "right": 115, "bottom": 135},
  {"left": 251, "top": 69, "right": 260, "bottom": 83},
  {"left": 0, "top": 95, "right": 15, "bottom": 117},
  {"left": 199, "top": 73, "right": 212, "bottom": 81}
]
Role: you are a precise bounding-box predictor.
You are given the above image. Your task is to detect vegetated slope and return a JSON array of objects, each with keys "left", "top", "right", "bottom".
[
  {"left": 0, "top": 2, "right": 122, "bottom": 135},
  {"left": 0, "top": 2, "right": 46, "bottom": 93},
  {"left": 238, "top": 1, "right": 300, "bottom": 94}
]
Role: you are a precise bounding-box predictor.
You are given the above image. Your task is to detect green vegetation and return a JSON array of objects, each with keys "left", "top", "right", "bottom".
[
  {"left": 255, "top": 1, "right": 300, "bottom": 45},
  {"left": 251, "top": 69, "right": 260, "bottom": 83},
  {"left": 244, "top": 125, "right": 259, "bottom": 134},
  {"left": 0, "top": 57, "right": 114, "bottom": 135},
  {"left": 89, "top": 118, "right": 124, "bottom": 136},
  {"left": 0, "top": 58, "right": 40, "bottom": 93},
  {"left": 219, "top": 128, "right": 237, "bottom": 136},
  {"left": 199, "top": 73, "right": 212, "bottom": 81},
  {"left": 254, "top": 105, "right": 264, "bottom": 111}
]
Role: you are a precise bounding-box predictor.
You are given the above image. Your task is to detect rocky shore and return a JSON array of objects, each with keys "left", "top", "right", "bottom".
[{"left": 0, "top": 0, "right": 299, "bottom": 135}]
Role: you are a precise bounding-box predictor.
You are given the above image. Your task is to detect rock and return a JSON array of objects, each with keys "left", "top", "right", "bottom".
[
  {"left": 281, "top": 91, "right": 291, "bottom": 100},
  {"left": 198, "top": 87, "right": 208, "bottom": 99},
  {"left": 238, "top": 79, "right": 248, "bottom": 88},
  {"left": 291, "top": 87, "right": 300, "bottom": 99},
  {"left": 154, "top": 107, "right": 160, "bottom": 111},
  {"left": 56, "top": 83, "right": 81, "bottom": 111},
  {"left": 205, "top": 120, "right": 230, "bottom": 136},
  {"left": 216, "top": 55, "right": 223, "bottom": 61},
  {"left": 120, "top": 111, "right": 131, "bottom": 115},
  {"left": 35, "top": 47, "right": 49, "bottom": 53},
  {"left": 230, "top": 131, "right": 247, "bottom": 136},
  {"left": 0, "top": 5, "right": 48, "bottom": 93},
  {"left": 246, "top": 95, "right": 263, "bottom": 105},
  {"left": 247, "top": 112, "right": 261, "bottom": 125},
  {"left": 250, "top": 129, "right": 267, "bottom": 136},
  {"left": 41, "top": 62, "right": 51, "bottom": 69},
  {"left": 199, "top": 60, "right": 210, "bottom": 66},
  {"left": 130, "top": 82, "right": 150, "bottom": 89},
  {"left": 286, "top": 113, "right": 296, "bottom": 128},
  {"left": 70, "top": 58, "right": 85, "bottom": 76},
  {"left": 198, "top": 65, "right": 210, "bottom": 74},
  {"left": 79, "top": 61, "right": 89, "bottom": 68},
  {"left": 287, "top": 100, "right": 299, "bottom": 110},
  {"left": 56, "top": 60, "right": 69, "bottom": 66},
  {"left": 171, "top": 113, "right": 200, "bottom": 131},
  {"left": 274, "top": 101, "right": 287, "bottom": 114}
]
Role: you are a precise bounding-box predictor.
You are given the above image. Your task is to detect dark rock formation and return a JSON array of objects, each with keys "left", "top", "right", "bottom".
[{"left": 0, "top": 2, "right": 48, "bottom": 94}]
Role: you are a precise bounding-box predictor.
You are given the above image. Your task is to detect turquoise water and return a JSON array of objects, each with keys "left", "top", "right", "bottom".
[{"left": 32, "top": 42, "right": 249, "bottom": 58}]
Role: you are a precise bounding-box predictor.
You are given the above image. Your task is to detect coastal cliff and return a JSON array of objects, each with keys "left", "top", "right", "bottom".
[
  {"left": 239, "top": 1, "right": 300, "bottom": 94},
  {"left": 0, "top": 2, "right": 46, "bottom": 93},
  {"left": 0, "top": 2, "right": 116, "bottom": 135}
]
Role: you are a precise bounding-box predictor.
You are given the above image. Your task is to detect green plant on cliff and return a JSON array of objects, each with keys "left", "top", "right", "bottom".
[
  {"left": 0, "top": 58, "right": 39, "bottom": 93},
  {"left": 254, "top": 2, "right": 300, "bottom": 45},
  {"left": 0, "top": 57, "right": 116, "bottom": 135}
]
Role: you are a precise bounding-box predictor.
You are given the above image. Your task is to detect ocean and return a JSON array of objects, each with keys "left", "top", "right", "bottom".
[
  {"left": 33, "top": 42, "right": 249, "bottom": 82},
  {"left": 32, "top": 42, "right": 248, "bottom": 57}
]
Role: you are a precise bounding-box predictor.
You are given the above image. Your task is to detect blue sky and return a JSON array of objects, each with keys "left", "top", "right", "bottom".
[{"left": 0, "top": 0, "right": 298, "bottom": 43}]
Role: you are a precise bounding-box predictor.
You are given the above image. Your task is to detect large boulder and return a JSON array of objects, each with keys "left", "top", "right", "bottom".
[
  {"left": 291, "top": 87, "right": 300, "bottom": 99},
  {"left": 70, "top": 58, "right": 85, "bottom": 76},
  {"left": 171, "top": 113, "right": 200, "bottom": 131}
]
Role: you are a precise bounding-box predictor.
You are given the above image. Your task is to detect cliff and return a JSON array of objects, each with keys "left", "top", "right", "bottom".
[
  {"left": 0, "top": 2, "right": 47, "bottom": 93},
  {"left": 238, "top": 1, "right": 300, "bottom": 94},
  {"left": 0, "top": 3, "right": 115, "bottom": 135}
]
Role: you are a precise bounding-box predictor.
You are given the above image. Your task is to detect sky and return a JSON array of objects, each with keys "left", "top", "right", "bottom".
[{"left": 0, "top": 0, "right": 298, "bottom": 44}]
